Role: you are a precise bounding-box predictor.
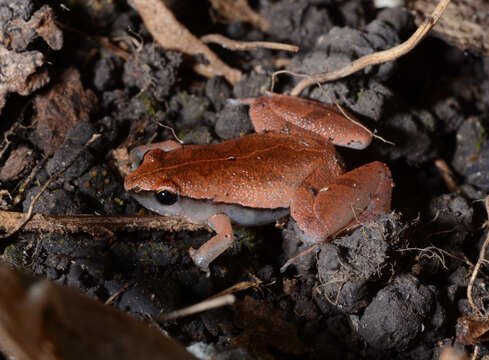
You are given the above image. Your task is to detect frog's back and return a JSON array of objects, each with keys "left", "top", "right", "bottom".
[{"left": 125, "top": 132, "right": 344, "bottom": 208}]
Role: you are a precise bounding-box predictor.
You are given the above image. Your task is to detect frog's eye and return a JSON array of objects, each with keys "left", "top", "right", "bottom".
[{"left": 155, "top": 190, "right": 178, "bottom": 205}]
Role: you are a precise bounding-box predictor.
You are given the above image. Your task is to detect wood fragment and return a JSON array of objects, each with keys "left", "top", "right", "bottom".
[
  {"left": 132, "top": 0, "right": 242, "bottom": 84},
  {"left": 0, "top": 211, "right": 209, "bottom": 236},
  {"left": 406, "top": 0, "right": 489, "bottom": 56},
  {"left": 289, "top": 0, "right": 451, "bottom": 96},
  {"left": 201, "top": 34, "right": 298, "bottom": 52}
]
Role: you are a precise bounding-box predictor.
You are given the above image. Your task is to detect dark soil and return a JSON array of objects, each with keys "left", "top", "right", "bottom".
[{"left": 1, "top": 0, "right": 489, "bottom": 359}]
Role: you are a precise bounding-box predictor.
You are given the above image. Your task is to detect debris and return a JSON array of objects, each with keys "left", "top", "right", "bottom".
[
  {"left": 456, "top": 316, "right": 489, "bottom": 345},
  {"left": 32, "top": 68, "right": 98, "bottom": 155},
  {"left": 132, "top": 0, "right": 242, "bottom": 84},
  {"left": 122, "top": 44, "right": 181, "bottom": 100},
  {"left": 201, "top": 34, "right": 298, "bottom": 52},
  {"left": 0, "top": 264, "right": 197, "bottom": 360},
  {"left": 315, "top": 213, "right": 404, "bottom": 312},
  {"left": 288, "top": 0, "right": 450, "bottom": 95},
  {"left": 0, "top": 5, "right": 63, "bottom": 114},
  {"left": 0, "top": 47, "right": 49, "bottom": 114},
  {"left": 0, "top": 5, "right": 62, "bottom": 51},
  {"left": 406, "top": 0, "right": 489, "bottom": 56},
  {"left": 0, "top": 146, "right": 36, "bottom": 182}
]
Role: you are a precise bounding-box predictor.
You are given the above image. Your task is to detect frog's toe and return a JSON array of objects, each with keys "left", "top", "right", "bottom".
[{"left": 189, "top": 247, "right": 211, "bottom": 274}]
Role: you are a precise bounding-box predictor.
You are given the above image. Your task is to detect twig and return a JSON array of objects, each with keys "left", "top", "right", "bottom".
[
  {"left": 211, "top": 274, "right": 267, "bottom": 298},
  {"left": 13, "top": 157, "right": 48, "bottom": 205},
  {"left": 270, "top": 69, "right": 308, "bottom": 92},
  {"left": 157, "top": 294, "right": 235, "bottom": 322},
  {"left": 158, "top": 122, "right": 183, "bottom": 144},
  {"left": 280, "top": 243, "right": 320, "bottom": 272},
  {"left": 105, "top": 283, "right": 130, "bottom": 305},
  {"left": 56, "top": 22, "right": 131, "bottom": 61},
  {"left": 316, "top": 83, "right": 394, "bottom": 146},
  {"left": 467, "top": 196, "right": 489, "bottom": 316},
  {"left": 289, "top": 0, "right": 451, "bottom": 96},
  {"left": 95, "top": 36, "right": 131, "bottom": 61},
  {"left": 0, "top": 134, "right": 101, "bottom": 239},
  {"left": 434, "top": 158, "right": 458, "bottom": 192},
  {"left": 0, "top": 211, "right": 209, "bottom": 235},
  {"left": 399, "top": 245, "right": 470, "bottom": 268},
  {"left": 132, "top": 0, "right": 241, "bottom": 84},
  {"left": 201, "top": 34, "right": 299, "bottom": 52}
]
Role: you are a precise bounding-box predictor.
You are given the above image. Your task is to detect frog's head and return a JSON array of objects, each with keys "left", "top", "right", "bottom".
[
  {"left": 126, "top": 188, "right": 219, "bottom": 224},
  {"left": 124, "top": 149, "right": 184, "bottom": 217}
]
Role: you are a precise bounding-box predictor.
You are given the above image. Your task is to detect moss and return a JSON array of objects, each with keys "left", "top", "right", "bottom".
[
  {"left": 138, "top": 93, "right": 161, "bottom": 117},
  {"left": 476, "top": 123, "right": 487, "bottom": 151},
  {"left": 235, "top": 227, "right": 258, "bottom": 250},
  {"left": 3, "top": 244, "right": 25, "bottom": 266}
]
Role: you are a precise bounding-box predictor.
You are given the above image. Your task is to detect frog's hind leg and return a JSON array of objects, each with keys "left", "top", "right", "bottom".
[
  {"left": 290, "top": 161, "right": 393, "bottom": 241},
  {"left": 189, "top": 214, "right": 233, "bottom": 274}
]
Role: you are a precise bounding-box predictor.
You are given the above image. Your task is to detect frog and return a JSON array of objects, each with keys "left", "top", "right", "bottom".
[{"left": 124, "top": 93, "right": 393, "bottom": 273}]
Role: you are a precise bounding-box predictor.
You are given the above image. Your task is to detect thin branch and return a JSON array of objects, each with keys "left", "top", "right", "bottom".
[
  {"left": 0, "top": 134, "right": 101, "bottom": 239},
  {"left": 211, "top": 273, "right": 267, "bottom": 298},
  {"left": 316, "top": 83, "right": 394, "bottom": 146},
  {"left": 467, "top": 196, "right": 489, "bottom": 316},
  {"left": 289, "top": 0, "right": 451, "bottom": 96},
  {"left": 13, "top": 157, "right": 47, "bottom": 205},
  {"left": 0, "top": 211, "right": 209, "bottom": 236},
  {"left": 201, "top": 34, "right": 299, "bottom": 52},
  {"left": 157, "top": 294, "right": 235, "bottom": 322},
  {"left": 434, "top": 158, "right": 458, "bottom": 192},
  {"left": 105, "top": 283, "right": 130, "bottom": 305}
]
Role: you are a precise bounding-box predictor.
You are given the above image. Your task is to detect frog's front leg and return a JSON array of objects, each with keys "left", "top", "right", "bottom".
[
  {"left": 291, "top": 161, "right": 393, "bottom": 242},
  {"left": 188, "top": 214, "right": 233, "bottom": 274}
]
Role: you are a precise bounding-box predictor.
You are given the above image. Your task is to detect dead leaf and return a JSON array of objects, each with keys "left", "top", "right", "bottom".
[
  {"left": 0, "top": 263, "right": 197, "bottom": 360},
  {"left": 456, "top": 316, "right": 489, "bottom": 345},
  {"left": 0, "top": 146, "right": 37, "bottom": 182},
  {"left": 32, "top": 68, "right": 98, "bottom": 155},
  {"left": 132, "top": 0, "right": 242, "bottom": 84},
  {"left": 0, "top": 5, "right": 64, "bottom": 115},
  {"left": 0, "top": 46, "right": 50, "bottom": 115}
]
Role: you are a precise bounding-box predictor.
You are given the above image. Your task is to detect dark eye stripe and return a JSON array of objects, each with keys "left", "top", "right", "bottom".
[{"left": 155, "top": 190, "right": 178, "bottom": 205}]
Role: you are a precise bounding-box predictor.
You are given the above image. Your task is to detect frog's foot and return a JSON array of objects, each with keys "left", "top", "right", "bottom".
[
  {"left": 291, "top": 161, "right": 393, "bottom": 240},
  {"left": 188, "top": 214, "right": 233, "bottom": 274}
]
